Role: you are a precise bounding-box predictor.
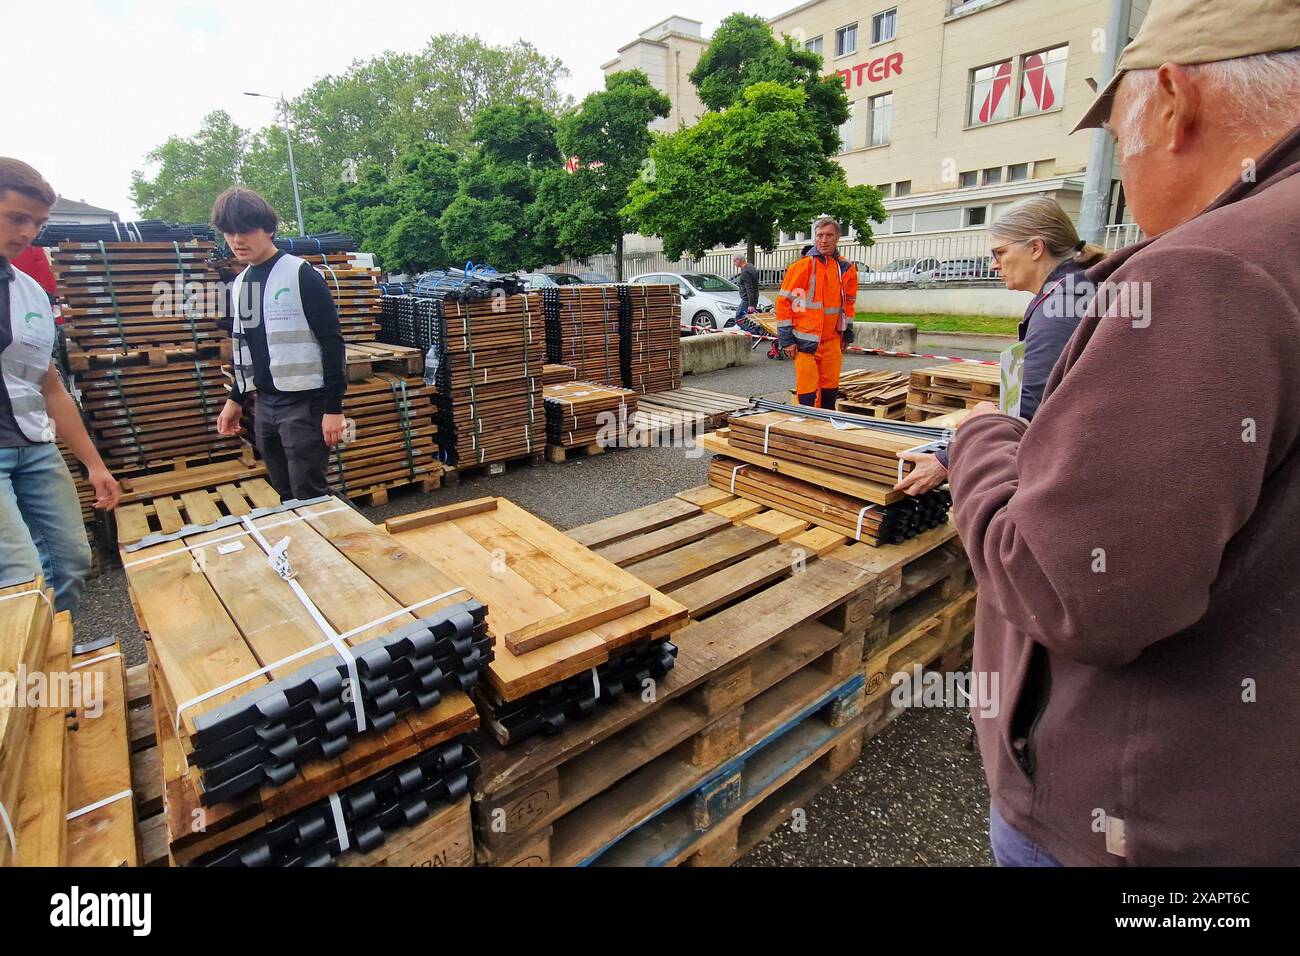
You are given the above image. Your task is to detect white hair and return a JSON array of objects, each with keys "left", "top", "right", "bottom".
[
  {"left": 1113, "top": 49, "right": 1300, "bottom": 159},
  {"left": 812, "top": 215, "right": 841, "bottom": 234}
]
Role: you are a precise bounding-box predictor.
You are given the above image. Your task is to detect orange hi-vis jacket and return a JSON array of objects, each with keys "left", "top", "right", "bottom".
[{"left": 775, "top": 252, "right": 858, "bottom": 353}]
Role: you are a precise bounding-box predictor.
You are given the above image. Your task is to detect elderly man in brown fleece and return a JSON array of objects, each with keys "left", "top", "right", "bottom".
[{"left": 948, "top": 0, "right": 1300, "bottom": 866}]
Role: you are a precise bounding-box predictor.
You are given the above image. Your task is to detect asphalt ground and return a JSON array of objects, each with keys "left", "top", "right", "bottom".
[{"left": 84, "top": 342, "right": 999, "bottom": 867}]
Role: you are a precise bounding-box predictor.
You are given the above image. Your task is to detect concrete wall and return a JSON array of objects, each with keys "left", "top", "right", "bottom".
[
  {"left": 855, "top": 286, "right": 1033, "bottom": 317},
  {"left": 680, "top": 332, "right": 761, "bottom": 375}
]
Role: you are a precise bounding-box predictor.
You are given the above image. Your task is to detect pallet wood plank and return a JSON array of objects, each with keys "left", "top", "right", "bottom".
[
  {"left": 624, "top": 525, "right": 779, "bottom": 592},
  {"left": 566, "top": 497, "right": 700, "bottom": 549},
  {"left": 505, "top": 589, "right": 651, "bottom": 655}
]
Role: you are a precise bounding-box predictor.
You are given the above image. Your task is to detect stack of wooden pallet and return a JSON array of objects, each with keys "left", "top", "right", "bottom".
[
  {"left": 624, "top": 283, "right": 682, "bottom": 394},
  {"left": 835, "top": 369, "right": 909, "bottom": 419},
  {"left": 297, "top": 253, "right": 382, "bottom": 343},
  {"left": 51, "top": 240, "right": 225, "bottom": 367},
  {"left": 120, "top": 499, "right": 487, "bottom": 865},
  {"left": 438, "top": 295, "right": 546, "bottom": 471},
  {"left": 542, "top": 363, "right": 577, "bottom": 386},
  {"left": 702, "top": 411, "right": 951, "bottom": 545},
  {"left": 906, "top": 362, "right": 1000, "bottom": 421},
  {"left": 0, "top": 582, "right": 138, "bottom": 866},
  {"left": 385, "top": 497, "right": 690, "bottom": 747},
  {"left": 543, "top": 380, "right": 637, "bottom": 456}
]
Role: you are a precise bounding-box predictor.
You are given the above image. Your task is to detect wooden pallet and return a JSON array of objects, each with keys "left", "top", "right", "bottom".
[
  {"left": 906, "top": 362, "right": 1000, "bottom": 422},
  {"left": 114, "top": 477, "right": 281, "bottom": 546},
  {"left": 64, "top": 339, "right": 229, "bottom": 372},
  {"left": 442, "top": 449, "right": 546, "bottom": 484},
  {"left": 344, "top": 341, "right": 424, "bottom": 383},
  {"left": 545, "top": 442, "right": 606, "bottom": 464},
  {"left": 467, "top": 495, "right": 876, "bottom": 865},
  {"left": 835, "top": 396, "right": 907, "bottom": 420},
  {"left": 125, "top": 664, "right": 474, "bottom": 868}
]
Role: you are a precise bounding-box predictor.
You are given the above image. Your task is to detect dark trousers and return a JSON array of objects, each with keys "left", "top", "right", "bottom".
[{"left": 253, "top": 392, "right": 330, "bottom": 501}]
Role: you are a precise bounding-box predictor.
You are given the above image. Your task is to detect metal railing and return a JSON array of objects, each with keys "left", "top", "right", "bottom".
[
  {"left": 1102, "top": 222, "right": 1144, "bottom": 251},
  {"left": 553, "top": 233, "right": 1002, "bottom": 286}
]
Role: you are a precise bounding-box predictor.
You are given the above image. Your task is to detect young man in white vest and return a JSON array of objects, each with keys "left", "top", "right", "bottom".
[
  {"left": 213, "top": 188, "right": 346, "bottom": 500},
  {"left": 0, "top": 158, "right": 121, "bottom": 614}
]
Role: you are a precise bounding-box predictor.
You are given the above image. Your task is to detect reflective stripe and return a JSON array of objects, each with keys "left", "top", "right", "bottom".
[
  {"left": 823, "top": 307, "right": 841, "bottom": 315},
  {"left": 268, "top": 362, "right": 326, "bottom": 377},
  {"left": 2, "top": 359, "right": 48, "bottom": 383},
  {"left": 266, "top": 330, "right": 320, "bottom": 346},
  {"left": 8, "top": 394, "right": 46, "bottom": 413},
  {"left": 775, "top": 319, "right": 793, "bottom": 329},
  {"left": 792, "top": 330, "right": 820, "bottom": 345},
  {"left": 777, "top": 289, "right": 796, "bottom": 299}
]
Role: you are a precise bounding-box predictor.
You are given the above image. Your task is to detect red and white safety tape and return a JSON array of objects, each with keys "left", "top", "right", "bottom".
[{"left": 699, "top": 325, "right": 1000, "bottom": 367}]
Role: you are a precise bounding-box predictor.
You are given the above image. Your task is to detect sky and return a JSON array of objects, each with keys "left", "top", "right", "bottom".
[{"left": 4, "top": 0, "right": 795, "bottom": 219}]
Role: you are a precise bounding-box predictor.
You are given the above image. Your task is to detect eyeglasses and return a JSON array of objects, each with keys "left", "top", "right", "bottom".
[{"left": 990, "top": 238, "right": 1035, "bottom": 263}]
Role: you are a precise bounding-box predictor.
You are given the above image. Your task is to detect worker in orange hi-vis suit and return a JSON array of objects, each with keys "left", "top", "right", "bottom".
[{"left": 775, "top": 216, "right": 858, "bottom": 408}]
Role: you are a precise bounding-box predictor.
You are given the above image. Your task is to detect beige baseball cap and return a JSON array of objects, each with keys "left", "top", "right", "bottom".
[{"left": 1073, "top": 0, "right": 1300, "bottom": 132}]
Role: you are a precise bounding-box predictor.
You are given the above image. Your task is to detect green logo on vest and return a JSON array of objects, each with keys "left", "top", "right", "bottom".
[
  {"left": 23, "top": 311, "right": 41, "bottom": 325},
  {"left": 273, "top": 287, "right": 291, "bottom": 302}
]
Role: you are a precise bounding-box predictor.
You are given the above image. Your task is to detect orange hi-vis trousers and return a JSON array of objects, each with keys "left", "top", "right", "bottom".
[{"left": 794, "top": 334, "right": 843, "bottom": 408}]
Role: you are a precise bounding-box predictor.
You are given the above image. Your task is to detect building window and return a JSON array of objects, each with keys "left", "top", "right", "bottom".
[
  {"left": 969, "top": 59, "right": 1013, "bottom": 126},
  {"left": 868, "top": 93, "right": 892, "bottom": 147},
  {"left": 891, "top": 212, "right": 913, "bottom": 234},
  {"left": 1008, "top": 162, "right": 1030, "bottom": 182},
  {"left": 839, "top": 103, "right": 856, "bottom": 153},
  {"left": 982, "top": 167, "right": 1003, "bottom": 185},
  {"left": 895, "top": 180, "right": 911, "bottom": 197},
  {"left": 805, "top": 35, "right": 823, "bottom": 57},
  {"left": 915, "top": 208, "right": 963, "bottom": 232},
  {"left": 835, "top": 23, "right": 858, "bottom": 58},
  {"left": 871, "top": 8, "right": 897, "bottom": 44},
  {"left": 959, "top": 170, "right": 978, "bottom": 188},
  {"left": 965, "top": 206, "right": 988, "bottom": 227},
  {"left": 876, "top": 183, "right": 893, "bottom": 198},
  {"left": 1020, "top": 45, "right": 1068, "bottom": 115}
]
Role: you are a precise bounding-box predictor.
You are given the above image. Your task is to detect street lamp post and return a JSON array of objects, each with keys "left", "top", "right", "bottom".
[{"left": 245, "top": 91, "right": 306, "bottom": 237}]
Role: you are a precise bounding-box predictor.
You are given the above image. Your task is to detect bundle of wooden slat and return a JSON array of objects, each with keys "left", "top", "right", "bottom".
[
  {"left": 74, "top": 352, "right": 243, "bottom": 473},
  {"left": 327, "top": 374, "right": 442, "bottom": 504},
  {"left": 51, "top": 240, "right": 225, "bottom": 368},
  {"left": 543, "top": 380, "right": 637, "bottom": 450},
  {"left": 385, "top": 497, "right": 690, "bottom": 745},
  {"left": 121, "top": 498, "right": 492, "bottom": 811},
  {"left": 706, "top": 456, "right": 951, "bottom": 546},
  {"left": 907, "top": 362, "right": 1000, "bottom": 421},
  {"left": 296, "top": 253, "right": 382, "bottom": 343},
  {"left": 437, "top": 294, "right": 545, "bottom": 469},
  {"left": 542, "top": 286, "right": 623, "bottom": 387},
  {"left": 542, "top": 363, "right": 577, "bottom": 385},
  {"left": 835, "top": 369, "right": 909, "bottom": 419},
  {"left": 623, "top": 283, "right": 682, "bottom": 394}
]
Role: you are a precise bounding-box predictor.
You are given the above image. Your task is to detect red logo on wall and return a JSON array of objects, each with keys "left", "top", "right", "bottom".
[
  {"left": 978, "top": 61, "right": 1013, "bottom": 122},
  {"left": 833, "top": 52, "right": 904, "bottom": 90},
  {"left": 1020, "top": 52, "right": 1056, "bottom": 111}
]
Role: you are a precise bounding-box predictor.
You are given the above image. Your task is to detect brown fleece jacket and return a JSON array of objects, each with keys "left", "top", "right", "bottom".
[{"left": 948, "top": 123, "right": 1300, "bottom": 866}]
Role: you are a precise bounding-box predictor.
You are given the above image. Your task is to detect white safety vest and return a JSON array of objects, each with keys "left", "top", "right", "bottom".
[
  {"left": 1, "top": 266, "right": 56, "bottom": 443},
  {"left": 230, "top": 252, "right": 325, "bottom": 394}
]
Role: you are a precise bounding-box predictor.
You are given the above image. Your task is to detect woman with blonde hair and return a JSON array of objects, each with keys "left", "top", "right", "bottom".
[{"left": 896, "top": 197, "right": 1105, "bottom": 495}]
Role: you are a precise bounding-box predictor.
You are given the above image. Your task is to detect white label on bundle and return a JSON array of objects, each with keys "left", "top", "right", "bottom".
[
  {"left": 830, "top": 418, "right": 867, "bottom": 431},
  {"left": 341, "top": 418, "right": 356, "bottom": 445},
  {"left": 269, "top": 536, "right": 297, "bottom": 581},
  {"left": 217, "top": 541, "right": 246, "bottom": 555}
]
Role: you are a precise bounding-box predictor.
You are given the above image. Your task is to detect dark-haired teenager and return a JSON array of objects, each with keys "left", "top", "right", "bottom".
[{"left": 212, "top": 187, "right": 346, "bottom": 500}]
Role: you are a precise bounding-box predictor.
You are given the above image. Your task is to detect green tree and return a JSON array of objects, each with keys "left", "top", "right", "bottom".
[
  {"left": 439, "top": 102, "right": 562, "bottom": 271},
  {"left": 623, "top": 83, "right": 885, "bottom": 262},
  {"left": 376, "top": 143, "right": 462, "bottom": 274},
  {"left": 534, "top": 71, "right": 670, "bottom": 279},
  {"left": 689, "top": 13, "right": 849, "bottom": 157},
  {"left": 129, "top": 111, "right": 247, "bottom": 222}
]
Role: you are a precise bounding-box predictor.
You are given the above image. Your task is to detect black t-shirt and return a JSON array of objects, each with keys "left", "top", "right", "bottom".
[{"left": 227, "top": 251, "right": 346, "bottom": 413}]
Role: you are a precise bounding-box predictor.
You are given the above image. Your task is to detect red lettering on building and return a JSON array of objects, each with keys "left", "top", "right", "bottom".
[{"left": 830, "top": 52, "right": 904, "bottom": 89}]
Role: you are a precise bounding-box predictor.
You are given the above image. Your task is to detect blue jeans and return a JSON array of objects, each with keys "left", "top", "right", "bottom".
[
  {"left": 0, "top": 443, "right": 92, "bottom": 615},
  {"left": 989, "top": 802, "right": 1063, "bottom": 867},
  {"left": 733, "top": 301, "right": 749, "bottom": 326}
]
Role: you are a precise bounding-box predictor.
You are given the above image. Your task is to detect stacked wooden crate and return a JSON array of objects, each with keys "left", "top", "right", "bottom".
[
  {"left": 543, "top": 380, "right": 637, "bottom": 461},
  {"left": 835, "top": 370, "right": 909, "bottom": 419},
  {"left": 624, "top": 283, "right": 682, "bottom": 394},
  {"left": 297, "top": 253, "right": 383, "bottom": 343},
  {"left": 906, "top": 362, "right": 1000, "bottom": 421},
  {"left": 119, "top": 498, "right": 487, "bottom": 866},
  {"left": 542, "top": 286, "right": 623, "bottom": 388},
  {"left": 327, "top": 373, "right": 442, "bottom": 506}
]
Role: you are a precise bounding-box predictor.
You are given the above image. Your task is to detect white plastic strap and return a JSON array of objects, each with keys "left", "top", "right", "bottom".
[
  {"left": 240, "top": 515, "right": 366, "bottom": 733},
  {"left": 328, "top": 793, "right": 351, "bottom": 854},
  {"left": 730, "top": 464, "right": 748, "bottom": 494},
  {"left": 763, "top": 415, "right": 805, "bottom": 453},
  {"left": 855, "top": 505, "right": 878, "bottom": 542},
  {"left": 0, "top": 800, "right": 15, "bottom": 852},
  {"left": 591, "top": 667, "right": 600, "bottom": 701},
  {"left": 122, "top": 505, "right": 351, "bottom": 569},
  {"left": 66, "top": 789, "right": 133, "bottom": 822},
  {"left": 0, "top": 588, "right": 53, "bottom": 611},
  {"left": 71, "top": 651, "right": 121, "bottom": 671},
  {"left": 898, "top": 443, "right": 932, "bottom": 483}
]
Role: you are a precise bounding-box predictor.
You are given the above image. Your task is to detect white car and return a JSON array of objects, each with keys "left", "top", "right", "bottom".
[
  {"left": 865, "top": 257, "right": 942, "bottom": 284},
  {"left": 628, "top": 272, "right": 774, "bottom": 333}
]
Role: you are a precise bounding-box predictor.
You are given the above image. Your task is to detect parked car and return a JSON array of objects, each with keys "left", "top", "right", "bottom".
[
  {"left": 629, "top": 271, "right": 774, "bottom": 333},
  {"left": 865, "top": 257, "right": 942, "bottom": 284},
  {"left": 519, "top": 271, "right": 588, "bottom": 288},
  {"left": 935, "top": 257, "right": 995, "bottom": 280},
  {"left": 577, "top": 272, "right": 612, "bottom": 284}
]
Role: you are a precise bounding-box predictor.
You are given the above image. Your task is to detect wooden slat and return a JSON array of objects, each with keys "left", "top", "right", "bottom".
[
  {"left": 566, "top": 497, "right": 700, "bottom": 549},
  {"left": 13, "top": 612, "right": 72, "bottom": 866},
  {"left": 624, "top": 526, "right": 778, "bottom": 592},
  {"left": 594, "top": 512, "right": 731, "bottom": 567},
  {"left": 179, "top": 488, "right": 222, "bottom": 526},
  {"left": 505, "top": 589, "right": 651, "bottom": 655}
]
